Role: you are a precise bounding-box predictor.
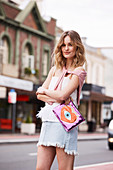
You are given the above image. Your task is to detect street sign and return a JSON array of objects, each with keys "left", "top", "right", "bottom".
[{"left": 8, "top": 89, "right": 17, "bottom": 104}]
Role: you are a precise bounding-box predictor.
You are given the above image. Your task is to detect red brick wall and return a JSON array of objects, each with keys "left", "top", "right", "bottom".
[
  {"left": 31, "top": 35, "right": 38, "bottom": 68},
  {"left": 19, "top": 31, "right": 28, "bottom": 47},
  {"left": 2, "top": 3, "right": 20, "bottom": 19},
  {"left": 39, "top": 40, "right": 52, "bottom": 82},
  {"left": 0, "top": 24, "right": 5, "bottom": 34},
  {"left": 45, "top": 18, "right": 56, "bottom": 36},
  {"left": 19, "top": 31, "right": 29, "bottom": 75},
  {"left": 23, "top": 13, "right": 38, "bottom": 30}
]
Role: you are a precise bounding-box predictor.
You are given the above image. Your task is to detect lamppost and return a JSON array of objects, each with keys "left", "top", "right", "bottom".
[{"left": 8, "top": 89, "right": 17, "bottom": 133}]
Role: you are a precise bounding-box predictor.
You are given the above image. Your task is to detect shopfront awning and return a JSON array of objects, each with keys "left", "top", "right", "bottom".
[
  {"left": 90, "top": 92, "right": 113, "bottom": 102},
  {"left": 82, "top": 83, "right": 113, "bottom": 102},
  {"left": 0, "top": 75, "right": 33, "bottom": 91},
  {"left": 83, "top": 91, "right": 113, "bottom": 102}
]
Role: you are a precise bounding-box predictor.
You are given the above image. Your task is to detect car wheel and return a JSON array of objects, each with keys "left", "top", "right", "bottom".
[{"left": 108, "top": 142, "right": 113, "bottom": 150}]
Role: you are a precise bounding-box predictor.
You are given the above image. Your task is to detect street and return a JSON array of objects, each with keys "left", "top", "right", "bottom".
[{"left": 0, "top": 140, "right": 113, "bottom": 170}]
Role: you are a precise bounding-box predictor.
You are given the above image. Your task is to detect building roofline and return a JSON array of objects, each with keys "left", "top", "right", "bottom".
[
  {"left": 15, "top": 1, "right": 47, "bottom": 33},
  {"left": 0, "top": 0, "right": 21, "bottom": 11},
  {"left": 0, "top": 16, "right": 54, "bottom": 40}
]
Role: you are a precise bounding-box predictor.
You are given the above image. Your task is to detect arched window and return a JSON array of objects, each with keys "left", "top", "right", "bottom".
[
  {"left": 42, "top": 45, "right": 50, "bottom": 77},
  {"left": 23, "top": 43, "right": 34, "bottom": 70},
  {"left": 0, "top": 37, "right": 9, "bottom": 64},
  {"left": 42, "top": 50, "right": 49, "bottom": 76}
]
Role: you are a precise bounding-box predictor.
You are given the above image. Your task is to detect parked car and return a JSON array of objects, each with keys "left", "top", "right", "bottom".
[{"left": 108, "top": 119, "right": 113, "bottom": 150}]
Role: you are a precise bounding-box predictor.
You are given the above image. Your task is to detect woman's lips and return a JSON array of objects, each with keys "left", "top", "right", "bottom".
[{"left": 64, "top": 52, "right": 70, "bottom": 55}]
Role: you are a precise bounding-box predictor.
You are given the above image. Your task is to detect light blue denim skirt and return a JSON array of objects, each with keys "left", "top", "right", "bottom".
[{"left": 37, "top": 121, "right": 78, "bottom": 155}]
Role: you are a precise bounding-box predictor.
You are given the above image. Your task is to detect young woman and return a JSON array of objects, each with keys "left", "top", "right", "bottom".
[{"left": 36, "top": 30, "right": 86, "bottom": 170}]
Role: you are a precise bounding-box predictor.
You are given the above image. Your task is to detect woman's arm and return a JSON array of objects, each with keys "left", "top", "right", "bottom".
[
  {"left": 37, "top": 73, "right": 79, "bottom": 101},
  {"left": 37, "top": 94, "right": 62, "bottom": 104}
]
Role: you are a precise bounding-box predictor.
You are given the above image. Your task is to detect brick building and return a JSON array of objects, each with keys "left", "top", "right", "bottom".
[{"left": 0, "top": 0, "right": 56, "bottom": 132}]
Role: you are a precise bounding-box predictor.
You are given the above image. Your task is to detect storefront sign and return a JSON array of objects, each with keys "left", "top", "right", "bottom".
[
  {"left": 0, "top": 75, "right": 33, "bottom": 91},
  {"left": 17, "top": 95, "right": 29, "bottom": 101}
]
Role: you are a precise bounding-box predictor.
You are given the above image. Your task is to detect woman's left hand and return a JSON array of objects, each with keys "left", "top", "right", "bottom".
[
  {"left": 65, "top": 97, "right": 70, "bottom": 105},
  {"left": 65, "top": 97, "right": 73, "bottom": 105}
]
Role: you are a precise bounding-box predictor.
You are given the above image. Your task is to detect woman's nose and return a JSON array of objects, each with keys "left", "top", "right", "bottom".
[{"left": 65, "top": 45, "right": 69, "bottom": 50}]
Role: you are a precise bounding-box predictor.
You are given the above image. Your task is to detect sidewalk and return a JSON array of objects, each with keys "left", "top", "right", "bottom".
[{"left": 0, "top": 131, "right": 108, "bottom": 144}]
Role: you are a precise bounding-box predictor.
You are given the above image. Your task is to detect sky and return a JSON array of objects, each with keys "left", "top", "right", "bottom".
[
  {"left": 19, "top": 0, "right": 113, "bottom": 47},
  {"left": 43, "top": 0, "right": 113, "bottom": 47}
]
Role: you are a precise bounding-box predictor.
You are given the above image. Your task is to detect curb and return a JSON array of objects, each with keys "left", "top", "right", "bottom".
[
  {"left": 78, "top": 136, "right": 107, "bottom": 141},
  {"left": 0, "top": 138, "right": 38, "bottom": 144},
  {"left": 0, "top": 136, "right": 107, "bottom": 144}
]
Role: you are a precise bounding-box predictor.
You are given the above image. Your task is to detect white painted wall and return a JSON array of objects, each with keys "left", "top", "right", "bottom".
[{"left": 84, "top": 44, "right": 113, "bottom": 97}]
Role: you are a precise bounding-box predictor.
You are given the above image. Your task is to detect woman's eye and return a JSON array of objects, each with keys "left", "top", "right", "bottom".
[
  {"left": 69, "top": 43, "right": 72, "bottom": 46},
  {"left": 62, "top": 44, "right": 65, "bottom": 47}
]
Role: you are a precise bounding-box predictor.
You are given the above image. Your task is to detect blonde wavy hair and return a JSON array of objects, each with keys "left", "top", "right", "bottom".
[{"left": 53, "top": 30, "right": 86, "bottom": 69}]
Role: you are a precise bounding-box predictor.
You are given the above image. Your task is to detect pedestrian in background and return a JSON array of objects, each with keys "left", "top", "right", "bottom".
[{"left": 36, "top": 30, "right": 86, "bottom": 170}]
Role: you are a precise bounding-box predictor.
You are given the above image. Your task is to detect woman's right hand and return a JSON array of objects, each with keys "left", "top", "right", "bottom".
[{"left": 36, "top": 87, "right": 46, "bottom": 95}]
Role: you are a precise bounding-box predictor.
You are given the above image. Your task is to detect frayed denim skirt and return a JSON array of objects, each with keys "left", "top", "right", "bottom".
[{"left": 37, "top": 121, "right": 78, "bottom": 156}]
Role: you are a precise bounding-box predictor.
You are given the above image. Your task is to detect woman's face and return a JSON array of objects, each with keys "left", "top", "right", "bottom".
[{"left": 61, "top": 36, "right": 76, "bottom": 59}]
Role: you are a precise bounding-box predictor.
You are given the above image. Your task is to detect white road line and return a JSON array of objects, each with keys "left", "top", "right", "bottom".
[
  {"left": 74, "top": 161, "right": 113, "bottom": 169},
  {"left": 29, "top": 152, "right": 37, "bottom": 156}
]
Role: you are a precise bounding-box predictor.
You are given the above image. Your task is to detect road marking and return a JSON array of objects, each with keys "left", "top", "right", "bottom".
[
  {"left": 74, "top": 161, "right": 113, "bottom": 169},
  {"left": 29, "top": 152, "right": 37, "bottom": 156}
]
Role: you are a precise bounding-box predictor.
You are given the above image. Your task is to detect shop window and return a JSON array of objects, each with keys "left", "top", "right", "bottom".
[
  {"left": 42, "top": 50, "right": 49, "bottom": 76},
  {"left": 0, "top": 37, "right": 9, "bottom": 64}
]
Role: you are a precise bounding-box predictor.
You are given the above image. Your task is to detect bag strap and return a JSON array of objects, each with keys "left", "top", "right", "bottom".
[{"left": 54, "top": 67, "right": 67, "bottom": 90}]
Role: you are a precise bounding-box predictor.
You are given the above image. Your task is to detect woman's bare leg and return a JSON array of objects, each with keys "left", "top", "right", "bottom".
[
  {"left": 36, "top": 145, "right": 56, "bottom": 170},
  {"left": 56, "top": 147, "right": 74, "bottom": 170}
]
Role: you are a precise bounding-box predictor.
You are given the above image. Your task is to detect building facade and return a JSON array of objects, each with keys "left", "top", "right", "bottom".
[
  {"left": 79, "top": 40, "right": 113, "bottom": 131},
  {"left": 0, "top": 0, "right": 56, "bottom": 132}
]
